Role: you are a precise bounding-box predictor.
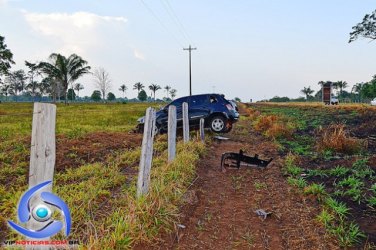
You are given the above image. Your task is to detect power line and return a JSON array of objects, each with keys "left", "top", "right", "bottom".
[
  {"left": 139, "top": 0, "right": 184, "bottom": 47},
  {"left": 160, "top": 0, "right": 194, "bottom": 46}
]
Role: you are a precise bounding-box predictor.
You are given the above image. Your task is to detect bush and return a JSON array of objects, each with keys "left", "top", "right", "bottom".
[
  {"left": 253, "top": 115, "right": 294, "bottom": 139},
  {"left": 316, "top": 124, "right": 366, "bottom": 154}
]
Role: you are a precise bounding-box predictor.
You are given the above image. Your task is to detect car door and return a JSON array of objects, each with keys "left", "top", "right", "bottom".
[
  {"left": 168, "top": 97, "right": 188, "bottom": 128},
  {"left": 189, "top": 95, "right": 210, "bottom": 126}
]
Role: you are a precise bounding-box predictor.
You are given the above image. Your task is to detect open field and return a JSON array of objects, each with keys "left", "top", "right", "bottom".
[
  {"left": 0, "top": 103, "right": 206, "bottom": 248},
  {"left": 1, "top": 102, "right": 375, "bottom": 249}
]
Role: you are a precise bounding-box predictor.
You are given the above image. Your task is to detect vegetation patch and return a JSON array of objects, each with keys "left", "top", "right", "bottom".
[
  {"left": 316, "top": 124, "right": 367, "bottom": 155},
  {"left": 248, "top": 103, "right": 376, "bottom": 248}
]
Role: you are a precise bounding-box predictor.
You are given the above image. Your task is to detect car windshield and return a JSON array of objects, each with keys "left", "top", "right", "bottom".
[{"left": 164, "top": 97, "right": 188, "bottom": 110}]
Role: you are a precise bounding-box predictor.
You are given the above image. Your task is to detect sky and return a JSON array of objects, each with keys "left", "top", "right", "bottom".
[{"left": 1, "top": 0, "right": 376, "bottom": 101}]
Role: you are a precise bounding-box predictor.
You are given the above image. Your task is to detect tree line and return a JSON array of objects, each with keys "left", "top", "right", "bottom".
[
  {"left": 0, "top": 35, "right": 177, "bottom": 103},
  {"left": 296, "top": 79, "right": 376, "bottom": 103}
]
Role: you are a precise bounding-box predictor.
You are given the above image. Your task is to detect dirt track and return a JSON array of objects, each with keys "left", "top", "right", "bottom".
[{"left": 143, "top": 127, "right": 338, "bottom": 249}]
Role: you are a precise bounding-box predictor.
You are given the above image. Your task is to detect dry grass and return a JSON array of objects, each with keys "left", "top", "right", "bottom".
[
  {"left": 316, "top": 124, "right": 367, "bottom": 154},
  {"left": 253, "top": 115, "right": 294, "bottom": 139}
]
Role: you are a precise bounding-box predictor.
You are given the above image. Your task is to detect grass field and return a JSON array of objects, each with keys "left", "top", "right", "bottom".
[
  {"left": 0, "top": 102, "right": 206, "bottom": 249},
  {"left": 1, "top": 101, "right": 375, "bottom": 248},
  {"left": 0, "top": 102, "right": 154, "bottom": 140},
  {"left": 244, "top": 102, "right": 376, "bottom": 247}
]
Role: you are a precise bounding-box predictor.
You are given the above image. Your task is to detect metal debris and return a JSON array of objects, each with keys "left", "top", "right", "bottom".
[
  {"left": 255, "top": 209, "right": 272, "bottom": 220},
  {"left": 221, "top": 150, "right": 272, "bottom": 171}
]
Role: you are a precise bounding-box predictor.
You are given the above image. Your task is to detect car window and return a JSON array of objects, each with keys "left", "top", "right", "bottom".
[
  {"left": 170, "top": 97, "right": 188, "bottom": 108},
  {"left": 209, "top": 95, "right": 218, "bottom": 104},
  {"left": 190, "top": 95, "right": 208, "bottom": 106}
]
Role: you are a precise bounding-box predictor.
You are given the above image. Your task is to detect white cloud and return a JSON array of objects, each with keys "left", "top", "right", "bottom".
[
  {"left": 133, "top": 49, "right": 145, "bottom": 60},
  {"left": 22, "top": 11, "right": 127, "bottom": 55}
]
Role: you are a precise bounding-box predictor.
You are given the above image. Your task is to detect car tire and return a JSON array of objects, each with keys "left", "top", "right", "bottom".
[{"left": 210, "top": 115, "right": 227, "bottom": 133}]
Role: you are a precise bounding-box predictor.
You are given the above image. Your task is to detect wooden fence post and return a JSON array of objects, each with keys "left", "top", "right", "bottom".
[
  {"left": 137, "top": 107, "right": 156, "bottom": 198},
  {"left": 168, "top": 105, "right": 177, "bottom": 162},
  {"left": 27, "top": 103, "right": 56, "bottom": 241},
  {"left": 200, "top": 118, "right": 205, "bottom": 142},
  {"left": 182, "top": 102, "right": 189, "bottom": 143}
]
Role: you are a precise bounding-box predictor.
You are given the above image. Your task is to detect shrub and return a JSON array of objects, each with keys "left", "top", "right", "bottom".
[
  {"left": 253, "top": 115, "right": 277, "bottom": 132},
  {"left": 254, "top": 115, "right": 294, "bottom": 139},
  {"left": 316, "top": 124, "right": 366, "bottom": 154}
]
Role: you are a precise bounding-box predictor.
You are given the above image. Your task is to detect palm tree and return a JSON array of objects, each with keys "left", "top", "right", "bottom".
[
  {"left": 352, "top": 83, "right": 363, "bottom": 102},
  {"left": 133, "top": 82, "right": 144, "bottom": 95},
  {"left": 300, "top": 86, "right": 314, "bottom": 101},
  {"left": 38, "top": 53, "right": 91, "bottom": 104},
  {"left": 335, "top": 81, "right": 348, "bottom": 99},
  {"left": 149, "top": 84, "right": 161, "bottom": 102},
  {"left": 74, "top": 83, "right": 84, "bottom": 100},
  {"left": 119, "top": 84, "right": 127, "bottom": 98},
  {"left": 170, "top": 89, "right": 177, "bottom": 100},
  {"left": 317, "top": 81, "right": 325, "bottom": 88},
  {"left": 164, "top": 85, "right": 171, "bottom": 99}
]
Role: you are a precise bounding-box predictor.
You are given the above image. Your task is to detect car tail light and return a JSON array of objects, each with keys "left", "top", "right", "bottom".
[{"left": 226, "top": 104, "right": 234, "bottom": 110}]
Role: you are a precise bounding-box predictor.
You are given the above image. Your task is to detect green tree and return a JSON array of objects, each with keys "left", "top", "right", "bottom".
[
  {"left": 300, "top": 86, "right": 314, "bottom": 100},
  {"left": 25, "top": 61, "right": 40, "bottom": 101},
  {"left": 360, "top": 76, "right": 376, "bottom": 99},
  {"left": 148, "top": 84, "right": 161, "bottom": 101},
  {"left": 67, "top": 88, "right": 76, "bottom": 100},
  {"left": 0, "top": 84, "right": 10, "bottom": 101},
  {"left": 74, "top": 83, "right": 84, "bottom": 99},
  {"left": 39, "top": 77, "right": 52, "bottom": 100},
  {"left": 335, "top": 81, "right": 348, "bottom": 99},
  {"left": 234, "top": 97, "right": 241, "bottom": 102},
  {"left": 164, "top": 85, "right": 171, "bottom": 99},
  {"left": 107, "top": 92, "right": 116, "bottom": 101},
  {"left": 352, "top": 83, "right": 364, "bottom": 102},
  {"left": 170, "top": 89, "right": 177, "bottom": 100},
  {"left": 0, "top": 36, "right": 15, "bottom": 83},
  {"left": 138, "top": 89, "right": 147, "bottom": 101},
  {"left": 119, "top": 84, "right": 127, "bottom": 98},
  {"left": 5, "top": 70, "right": 27, "bottom": 101},
  {"left": 38, "top": 53, "right": 91, "bottom": 104},
  {"left": 349, "top": 10, "right": 376, "bottom": 43},
  {"left": 91, "top": 90, "right": 101, "bottom": 102},
  {"left": 133, "top": 82, "right": 144, "bottom": 95}
]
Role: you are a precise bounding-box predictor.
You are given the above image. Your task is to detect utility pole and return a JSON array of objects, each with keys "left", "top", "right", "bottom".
[{"left": 183, "top": 45, "right": 197, "bottom": 96}]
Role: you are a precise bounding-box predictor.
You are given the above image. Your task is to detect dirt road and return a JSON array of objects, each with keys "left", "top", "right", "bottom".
[{"left": 143, "top": 128, "right": 338, "bottom": 249}]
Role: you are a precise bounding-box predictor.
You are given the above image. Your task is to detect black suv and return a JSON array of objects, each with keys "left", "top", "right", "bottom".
[{"left": 137, "top": 94, "right": 240, "bottom": 133}]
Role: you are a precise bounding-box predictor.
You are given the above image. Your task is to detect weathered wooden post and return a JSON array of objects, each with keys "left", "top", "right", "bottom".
[
  {"left": 27, "top": 103, "right": 56, "bottom": 244},
  {"left": 199, "top": 118, "right": 205, "bottom": 142},
  {"left": 168, "top": 105, "right": 177, "bottom": 162},
  {"left": 182, "top": 102, "right": 189, "bottom": 143},
  {"left": 137, "top": 107, "right": 156, "bottom": 198}
]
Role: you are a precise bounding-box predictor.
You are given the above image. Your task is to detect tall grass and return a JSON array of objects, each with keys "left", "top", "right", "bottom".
[{"left": 316, "top": 124, "right": 366, "bottom": 154}]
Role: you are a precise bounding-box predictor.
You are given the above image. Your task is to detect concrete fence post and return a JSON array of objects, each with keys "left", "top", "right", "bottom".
[
  {"left": 27, "top": 103, "right": 57, "bottom": 245},
  {"left": 182, "top": 102, "right": 189, "bottom": 143},
  {"left": 137, "top": 107, "right": 156, "bottom": 198},
  {"left": 168, "top": 105, "right": 177, "bottom": 162}
]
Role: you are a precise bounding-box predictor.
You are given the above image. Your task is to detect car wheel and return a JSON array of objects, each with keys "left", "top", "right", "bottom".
[{"left": 210, "top": 116, "right": 227, "bottom": 133}]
